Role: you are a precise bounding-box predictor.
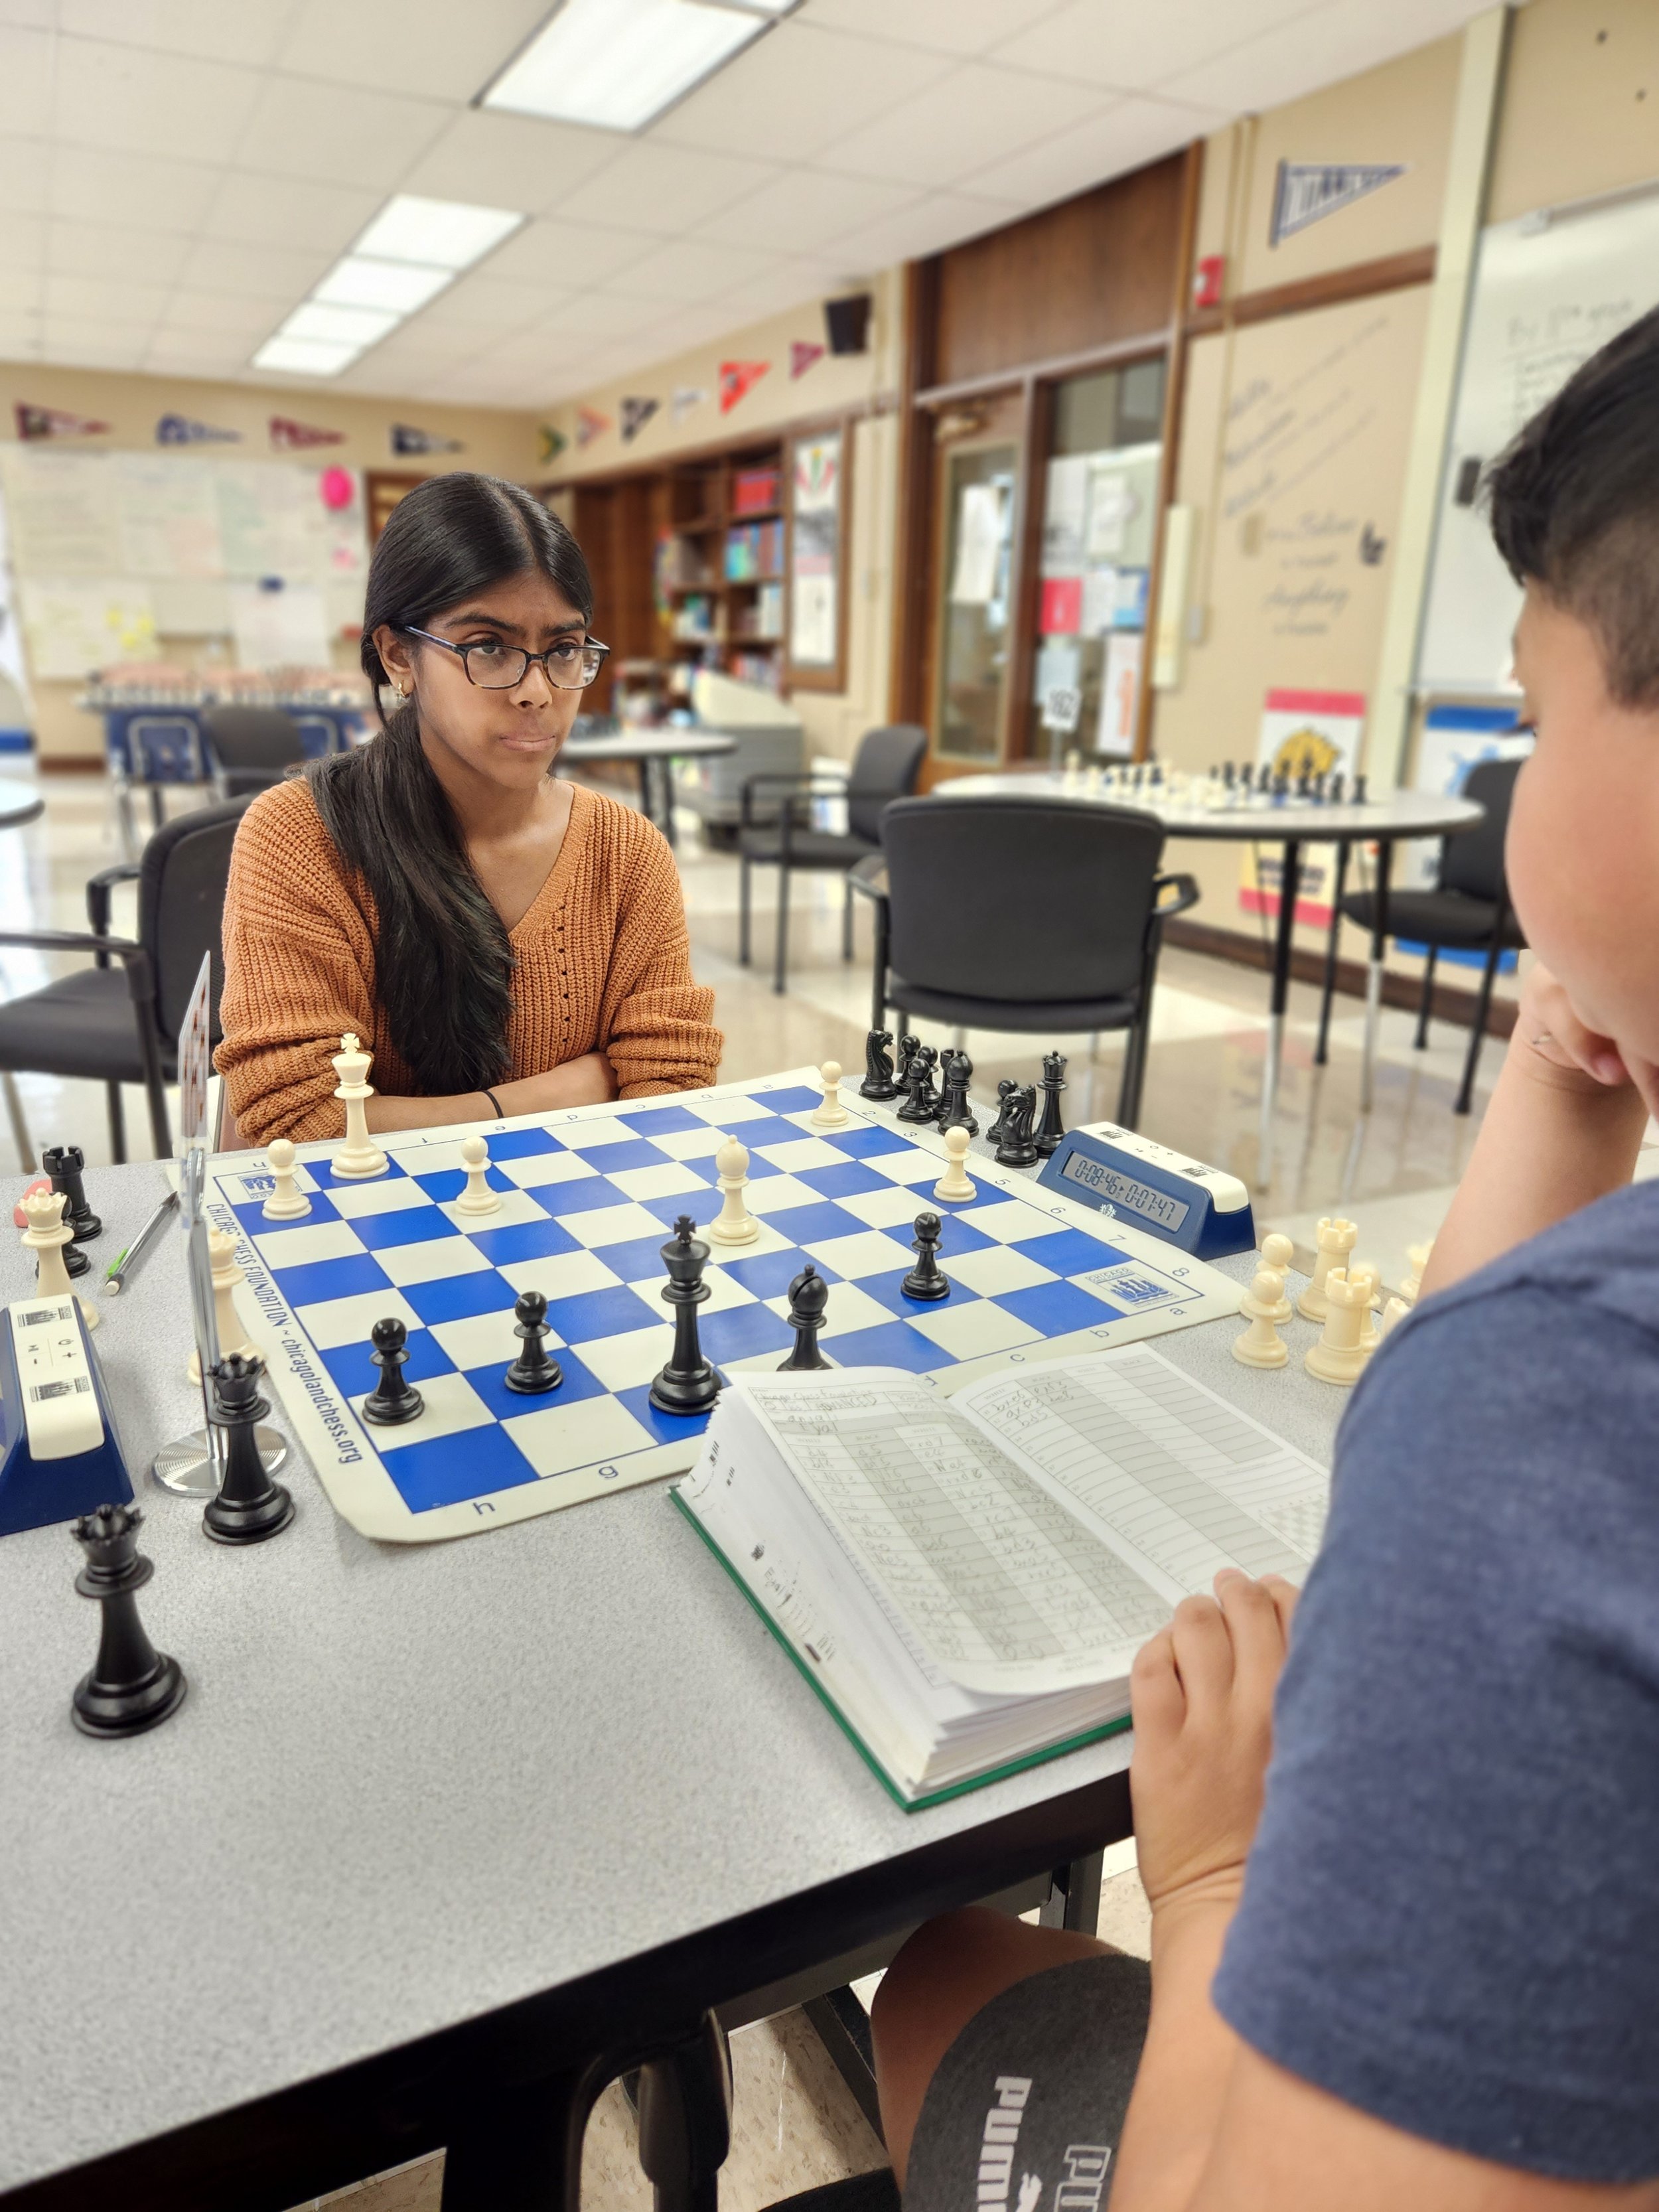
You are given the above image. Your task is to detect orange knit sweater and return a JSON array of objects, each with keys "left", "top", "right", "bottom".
[{"left": 216, "top": 777, "right": 722, "bottom": 1145}]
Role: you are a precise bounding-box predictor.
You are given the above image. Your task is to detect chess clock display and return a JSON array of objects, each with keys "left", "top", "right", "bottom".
[{"left": 1035, "top": 1123, "right": 1256, "bottom": 1260}]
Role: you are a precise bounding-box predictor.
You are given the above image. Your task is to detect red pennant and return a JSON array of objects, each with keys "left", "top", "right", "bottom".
[
  {"left": 789, "top": 341, "right": 824, "bottom": 380},
  {"left": 719, "top": 359, "right": 769, "bottom": 414},
  {"left": 577, "top": 407, "right": 611, "bottom": 448},
  {"left": 16, "top": 403, "right": 109, "bottom": 441},
  {"left": 269, "top": 415, "right": 345, "bottom": 451}
]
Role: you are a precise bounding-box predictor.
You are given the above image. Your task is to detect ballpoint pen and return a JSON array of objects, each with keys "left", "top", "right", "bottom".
[{"left": 104, "top": 1189, "right": 180, "bottom": 1294}]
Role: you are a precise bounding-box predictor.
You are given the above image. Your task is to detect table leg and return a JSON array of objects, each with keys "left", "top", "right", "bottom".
[
  {"left": 1314, "top": 841, "right": 1349, "bottom": 1067},
  {"left": 1259, "top": 838, "right": 1301, "bottom": 1190},
  {"left": 441, "top": 2059, "right": 595, "bottom": 2212},
  {"left": 1361, "top": 840, "right": 1393, "bottom": 1114}
]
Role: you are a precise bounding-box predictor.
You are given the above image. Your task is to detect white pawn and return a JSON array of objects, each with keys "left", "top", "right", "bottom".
[
  {"left": 262, "top": 1136, "right": 311, "bottom": 1220},
  {"left": 1350, "top": 1262, "right": 1382, "bottom": 1354},
  {"left": 20, "top": 1187, "right": 99, "bottom": 1329},
  {"left": 1400, "top": 1239, "right": 1434, "bottom": 1305},
  {"left": 330, "top": 1031, "right": 387, "bottom": 1180},
  {"left": 1305, "top": 1267, "right": 1368, "bottom": 1386},
  {"left": 1296, "top": 1215, "right": 1356, "bottom": 1324},
  {"left": 1378, "top": 1294, "right": 1411, "bottom": 1342},
  {"left": 1258, "top": 1232, "right": 1295, "bottom": 1323},
  {"left": 188, "top": 1226, "right": 252, "bottom": 1384},
  {"left": 1232, "top": 1265, "right": 1288, "bottom": 1368},
  {"left": 810, "top": 1060, "right": 850, "bottom": 1130},
  {"left": 707, "top": 1134, "right": 760, "bottom": 1246},
  {"left": 933, "top": 1124, "right": 977, "bottom": 1204},
  {"left": 455, "top": 1133, "right": 500, "bottom": 1216}
]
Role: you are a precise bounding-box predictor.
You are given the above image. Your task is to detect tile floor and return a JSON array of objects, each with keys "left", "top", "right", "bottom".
[{"left": 1, "top": 767, "right": 1501, "bottom": 2209}]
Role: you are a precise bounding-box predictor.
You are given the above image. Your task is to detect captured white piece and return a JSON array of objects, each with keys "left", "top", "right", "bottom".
[
  {"left": 188, "top": 1226, "right": 253, "bottom": 1384},
  {"left": 1400, "top": 1238, "right": 1434, "bottom": 1304},
  {"left": 1296, "top": 1215, "right": 1356, "bottom": 1323},
  {"left": 454, "top": 1133, "right": 501, "bottom": 1217},
  {"left": 1305, "top": 1267, "right": 1368, "bottom": 1386},
  {"left": 1257, "top": 1232, "right": 1295, "bottom": 1322},
  {"left": 932, "top": 1125, "right": 977, "bottom": 1204},
  {"left": 261, "top": 1137, "right": 311, "bottom": 1220},
  {"left": 810, "top": 1060, "right": 850, "bottom": 1130},
  {"left": 330, "top": 1032, "right": 388, "bottom": 1180},
  {"left": 706, "top": 1134, "right": 760, "bottom": 1246},
  {"left": 1232, "top": 1264, "right": 1288, "bottom": 1368},
  {"left": 20, "top": 1187, "right": 99, "bottom": 1328}
]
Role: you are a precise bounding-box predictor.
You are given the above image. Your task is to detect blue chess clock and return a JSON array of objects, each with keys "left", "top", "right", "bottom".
[
  {"left": 0, "top": 1294, "right": 133, "bottom": 1538},
  {"left": 1037, "top": 1123, "right": 1256, "bottom": 1260}
]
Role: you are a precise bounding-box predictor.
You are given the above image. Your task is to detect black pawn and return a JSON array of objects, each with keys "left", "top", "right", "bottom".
[
  {"left": 936, "top": 1051, "right": 979, "bottom": 1138},
  {"left": 69, "top": 1503, "right": 186, "bottom": 1738},
  {"left": 897, "top": 1043, "right": 940, "bottom": 1124},
  {"left": 901, "top": 1212, "right": 950, "bottom": 1302},
  {"left": 985, "top": 1078, "right": 1019, "bottom": 1147},
  {"left": 1353, "top": 772, "right": 1368, "bottom": 804},
  {"left": 894, "top": 1033, "right": 920, "bottom": 1090},
  {"left": 204, "top": 1351, "right": 295, "bottom": 1545},
  {"left": 44, "top": 1143, "right": 100, "bottom": 1250},
  {"left": 650, "top": 1215, "right": 724, "bottom": 1417},
  {"left": 859, "top": 1028, "right": 900, "bottom": 1102},
  {"left": 505, "top": 1290, "right": 563, "bottom": 1395},
  {"left": 995, "top": 1085, "right": 1040, "bottom": 1170},
  {"left": 778, "top": 1265, "right": 831, "bottom": 1371},
  {"left": 1035, "top": 1051, "right": 1068, "bottom": 1158},
  {"left": 363, "top": 1315, "right": 425, "bottom": 1424}
]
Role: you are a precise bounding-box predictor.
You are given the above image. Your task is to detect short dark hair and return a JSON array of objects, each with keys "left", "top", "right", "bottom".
[{"left": 1485, "top": 303, "right": 1659, "bottom": 707}]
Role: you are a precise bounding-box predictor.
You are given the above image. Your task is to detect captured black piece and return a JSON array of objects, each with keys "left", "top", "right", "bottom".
[
  {"left": 362, "top": 1314, "right": 425, "bottom": 1424},
  {"left": 505, "top": 1289, "right": 563, "bottom": 1395},
  {"left": 69, "top": 1503, "right": 186, "bottom": 1738},
  {"left": 897, "top": 1043, "right": 940, "bottom": 1124},
  {"left": 44, "top": 1143, "right": 101, "bottom": 1246},
  {"left": 936, "top": 1049, "right": 978, "bottom": 1138},
  {"left": 1035, "top": 1052, "right": 1068, "bottom": 1159},
  {"left": 985, "top": 1078, "right": 1019, "bottom": 1147},
  {"left": 204, "top": 1351, "right": 295, "bottom": 1545},
  {"left": 994, "top": 1085, "right": 1040, "bottom": 1170},
  {"left": 859, "top": 1028, "right": 901, "bottom": 1102},
  {"left": 778, "top": 1264, "right": 831, "bottom": 1371}
]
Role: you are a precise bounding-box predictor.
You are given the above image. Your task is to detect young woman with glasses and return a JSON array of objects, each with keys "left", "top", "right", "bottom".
[{"left": 217, "top": 471, "right": 721, "bottom": 1143}]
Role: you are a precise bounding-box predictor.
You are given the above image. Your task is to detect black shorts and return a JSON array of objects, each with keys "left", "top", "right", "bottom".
[{"left": 902, "top": 1953, "right": 1151, "bottom": 2212}]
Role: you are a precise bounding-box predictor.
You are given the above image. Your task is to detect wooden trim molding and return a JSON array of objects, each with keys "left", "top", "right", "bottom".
[
  {"left": 542, "top": 392, "right": 899, "bottom": 498},
  {"left": 914, "top": 328, "right": 1174, "bottom": 412},
  {"left": 1134, "top": 137, "right": 1205, "bottom": 763},
  {"left": 888, "top": 258, "right": 936, "bottom": 729},
  {"left": 1185, "top": 244, "right": 1438, "bottom": 339},
  {"left": 1163, "top": 916, "right": 1518, "bottom": 1039}
]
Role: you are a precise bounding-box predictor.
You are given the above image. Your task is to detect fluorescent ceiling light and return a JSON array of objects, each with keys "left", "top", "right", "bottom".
[
  {"left": 313, "top": 256, "right": 455, "bottom": 314},
  {"left": 482, "top": 0, "right": 770, "bottom": 132},
  {"left": 252, "top": 335, "right": 360, "bottom": 376},
  {"left": 280, "top": 301, "right": 399, "bottom": 346},
  {"left": 353, "top": 194, "right": 524, "bottom": 270}
]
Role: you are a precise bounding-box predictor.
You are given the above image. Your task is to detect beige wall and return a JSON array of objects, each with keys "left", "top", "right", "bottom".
[{"left": 1488, "top": 0, "right": 1659, "bottom": 223}]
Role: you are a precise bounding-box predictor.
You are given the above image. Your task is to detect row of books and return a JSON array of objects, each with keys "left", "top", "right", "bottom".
[{"left": 725, "top": 520, "right": 784, "bottom": 581}]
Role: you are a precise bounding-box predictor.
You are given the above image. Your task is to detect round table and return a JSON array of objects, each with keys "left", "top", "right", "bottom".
[
  {"left": 931, "top": 773, "right": 1487, "bottom": 1183},
  {"left": 557, "top": 729, "right": 735, "bottom": 848},
  {"left": 0, "top": 777, "right": 44, "bottom": 830}
]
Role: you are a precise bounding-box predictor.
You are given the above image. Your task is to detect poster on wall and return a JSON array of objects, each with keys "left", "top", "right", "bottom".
[
  {"left": 18, "top": 578, "right": 157, "bottom": 678},
  {"left": 1098, "top": 632, "right": 1143, "bottom": 757},
  {"left": 787, "top": 425, "right": 845, "bottom": 686},
  {"left": 1238, "top": 688, "right": 1365, "bottom": 926}
]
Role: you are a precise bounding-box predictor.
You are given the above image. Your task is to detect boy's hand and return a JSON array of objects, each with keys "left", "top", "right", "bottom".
[
  {"left": 1129, "top": 1570, "right": 1298, "bottom": 1916},
  {"left": 1513, "top": 962, "right": 1632, "bottom": 1092}
]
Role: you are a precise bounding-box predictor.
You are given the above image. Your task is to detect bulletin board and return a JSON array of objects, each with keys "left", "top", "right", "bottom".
[{"left": 785, "top": 421, "right": 850, "bottom": 692}]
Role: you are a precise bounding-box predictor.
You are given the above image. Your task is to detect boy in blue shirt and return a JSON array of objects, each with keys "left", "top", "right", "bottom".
[{"left": 873, "top": 306, "right": 1659, "bottom": 2211}]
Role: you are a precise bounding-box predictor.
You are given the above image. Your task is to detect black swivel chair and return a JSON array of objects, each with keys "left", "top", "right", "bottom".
[
  {"left": 739, "top": 723, "right": 927, "bottom": 995},
  {"left": 1319, "top": 755, "right": 1525, "bottom": 1116},
  {"left": 0, "top": 796, "right": 252, "bottom": 1165},
  {"left": 202, "top": 705, "right": 308, "bottom": 800},
  {"left": 874, "top": 796, "right": 1198, "bottom": 1129}
]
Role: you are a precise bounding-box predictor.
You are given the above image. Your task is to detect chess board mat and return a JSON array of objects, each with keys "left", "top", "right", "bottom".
[{"left": 206, "top": 1070, "right": 1243, "bottom": 1545}]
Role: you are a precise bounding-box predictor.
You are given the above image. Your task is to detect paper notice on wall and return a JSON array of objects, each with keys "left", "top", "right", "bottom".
[
  {"left": 950, "top": 482, "right": 1004, "bottom": 606},
  {"left": 1042, "top": 455, "right": 1089, "bottom": 574},
  {"left": 19, "top": 578, "right": 157, "bottom": 677},
  {"left": 0, "top": 448, "right": 117, "bottom": 577},
  {"left": 230, "top": 580, "right": 328, "bottom": 669},
  {"left": 1082, "top": 566, "right": 1119, "bottom": 638},
  {"left": 1036, "top": 638, "right": 1083, "bottom": 733},
  {"left": 1040, "top": 575, "right": 1082, "bottom": 635},
  {"left": 1098, "top": 631, "right": 1143, "bottom": 757},
  {"left": 1239, "top": 688, "right": 1366, "bottom": 924},
  {"left": 117, "top": 454, "right": 224, "bottom": 579},
  {"left": 1086, "top": 470, "right": 1134, "bottom": 557}
]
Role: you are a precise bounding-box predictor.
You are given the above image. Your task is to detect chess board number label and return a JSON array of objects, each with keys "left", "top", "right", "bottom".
[
  {"left": 1076, "top": 1262, "right": 1189, "bottom": 1313},
  {"left": 472, "top": 1498, "right": 497, "bottom": 1515},
  {"left": 598, "top": 1464, "right": 619, "bottom": 1481}
]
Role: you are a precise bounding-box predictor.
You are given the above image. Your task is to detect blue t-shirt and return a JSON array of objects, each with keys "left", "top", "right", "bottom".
[{"left": 1214, "top": 1177, "right": 1659, "bottom": 2182}]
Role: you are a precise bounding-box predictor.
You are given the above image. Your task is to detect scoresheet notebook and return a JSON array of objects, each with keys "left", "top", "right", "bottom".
[
  {"left": 675, "top": 1353, "right": 1331, "bottom": 1807},
  {"left": 206, "top": 1071, "right": 1241, "bottom": 1545}
]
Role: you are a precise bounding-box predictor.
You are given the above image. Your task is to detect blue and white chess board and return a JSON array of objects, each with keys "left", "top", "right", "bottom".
[{"left": 205, "top": 1070, "right": 1242, "bottom": 1544}]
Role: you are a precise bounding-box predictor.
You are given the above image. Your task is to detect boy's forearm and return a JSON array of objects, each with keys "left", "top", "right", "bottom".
[
  {"left": 1108, "top": 1889, "right": 1242, "bottom": 2212},
  {"left": 1421, "top": 1033, "right": 1647, "bottom": 1298}
]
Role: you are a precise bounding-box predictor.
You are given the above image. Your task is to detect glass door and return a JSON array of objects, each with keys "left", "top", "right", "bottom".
[{"left": 926, "top": 392, "right": 1023, "bottom": 767}]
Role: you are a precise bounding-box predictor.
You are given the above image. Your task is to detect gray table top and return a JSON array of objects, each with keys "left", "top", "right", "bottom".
[
  {"left": 0, "top": 1131, "right": 1342, "bottom": 2193},
  {"left": 932, "top": 771, "right": 1485, "bottom": 844},
  {"left": 560, "top": 729, "right": 737, "bottom": 763},
  {"left": 0, "top": 776, "right": 44, "bottom": 829}
]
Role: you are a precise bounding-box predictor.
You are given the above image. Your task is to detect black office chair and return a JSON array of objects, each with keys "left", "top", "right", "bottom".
[
  {"left": 739, "top": 724, "right": 927, "bottom": 995},
  {"left": 202, "top": 705, "right": 307, "bottom": 799},
  {"left": 874, "top": 796, "right": 1198, "bottom": 1130},
  {"left": 0, "top": 796, "right": 252, "bottom": 1165},
  {"left": 1319, "top": 756, "right": 1525, "bottom": 1115}
]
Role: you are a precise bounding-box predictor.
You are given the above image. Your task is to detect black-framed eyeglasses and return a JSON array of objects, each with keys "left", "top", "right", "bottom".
[{"left": 402, "top": 627, "right": 611, "bottom": 692}]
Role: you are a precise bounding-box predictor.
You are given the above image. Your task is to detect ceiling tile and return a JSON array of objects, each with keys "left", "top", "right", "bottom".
[
  {"left": 272, "top": 0, "right": 547, "bottom": 102},
  {"left": 202, "top": 171, "right": 382, "bottom": 254},
  {"left": 0, "top": 25, "right": 54, "bottom": 137},
  {"left": 178, "top": 236, "right": 335, "bottom": 299},
  {"left": 50, "top": 38, "right": 265, "bottom": 164},
  {"left": 39, "top": 315, "right": 159, "bottom": 365},
  {"left": 0, "top": 137, "right": 51, "bottom": 216},
  {"left": 0, "top": 213, "right": 46, "bottom": 273},
  {"left": 814, "top": 60, "right": 1114, "bottom": 188},
  {"left": 803, "top": 0, "right": 1068, "bottom": 53},
  {"left": 990, "top": 0, "right": 1317, "bottom": 91},
  {"left": 554, "top": 143, "right": 783, "bottom": 236},
  {"left": 710, "top": 260, "right": 851, "bottom": 321},
  {"left": 142, "top": 334, "right": 250, "bottom": 376},
  {"left": 653, "top": 18, "right": 952, "bottom": 163},
  {"left": 48, "top": 145, "right": 226, "bottom": 233},
  {"left": 158, "top": 287, "right": 300, "bottom": 337},
  {"left": 696, "top": 171, "right": 920, "bottom": 256},
  {"left": 409, "top": 269, "right": 545, "bottom": 335},
  {"left": 396, "top": 109, "right": 618, "bottom": 216},
  {"left": 1156, "top": 0, "right": 1474, "bottom": 110},
  {"left": 0, "top": 268, "right": 42, "bottom": 313},
  {"left": 483, "top": 218, "right": 656, "bottom": 289},
  {"left": 45, "top": 272, "right": 170, "bottom": 324},
  {"left": 60, "top": 0, "right": 297, "bottom": 66},
  {"left": 972, "top": 92, "right": 1220, "bottom": 205},
  {"left": 233, "top": 74, "right": 449, "bottom": 192},
  {"left": 603, "top": 238, "right": 783, "bottom": 307},
  {"left": 543, "top": 291, "right": 676, "bottom": 341},
  {"left": 816, "top": 189, "right": 1015, "bottom": 271},
  {"left": 46, "top": 218, "right": 196, "bottom": 287},
  {"left": 0, "top": 0, "right": 52, "bottom": 26},
  {"left": 0, "top": 322, "right": 46, "bottom": 361}
]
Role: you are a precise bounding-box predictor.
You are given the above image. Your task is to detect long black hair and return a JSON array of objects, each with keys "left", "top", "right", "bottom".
[{"left": 309, "top": 472, "right": 593, "bottom": 1095}]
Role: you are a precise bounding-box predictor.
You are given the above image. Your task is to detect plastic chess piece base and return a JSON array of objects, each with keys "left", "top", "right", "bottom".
[
  {"left": 72, "top": 1650, "right": 187, "bottom": 1738},
  {"left": 706, "top": 1214, "right": 759, "bottom": 1246},
  {"left": 649, "top": 1363, "right": 725, "bottom": 1416},
  {"left": 62, "top": 1241, "right": 90, "bottom": 1279},
  {"left": 203, "top": 1477, "right": 295, "bottom": 1545},
  {"left": 1303, "top": 1340, "right": 1364, "bottom": 1387},
  {"left": 1232, "top": 1324, "right": 1288, "bottom": 1368},
  {"left": 1294, "top": 1286, "right": 1328, "bottom": 1324},
  {"left": 363, "top": 1380, "right": 425, "bottom": 1424},
  {"left": 150, "top": 1425, "right": 287, "bottom": 1499},
  {"left": 504, "top": 1354, "right": 563, "bottom": 1395},
  {"left": 901, "top": 1266, "right": 949, "bottom": 1302}
]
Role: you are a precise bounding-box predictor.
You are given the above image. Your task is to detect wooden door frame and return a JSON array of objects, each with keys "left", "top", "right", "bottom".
[{"left": 916, "top": 386, "right": 1028, "bottom": 785}]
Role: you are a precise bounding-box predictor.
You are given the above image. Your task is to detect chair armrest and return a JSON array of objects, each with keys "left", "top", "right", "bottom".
[
  {"left": 86, "top": 863, "right": 142, "bottom": 956},
  {"left": 0, "top": 926, "right": 144, "bottom": 960},
  {"left": 740, "top": 771, "right": 850, "bottom": 828},
  {"left": 1152, "top": 873, "right": 1200, "bottom": 921}
]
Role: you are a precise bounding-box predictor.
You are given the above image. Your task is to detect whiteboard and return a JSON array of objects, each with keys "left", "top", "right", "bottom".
[{"left": 1416, "top": 190, "right": 1659, "bottom": 693}]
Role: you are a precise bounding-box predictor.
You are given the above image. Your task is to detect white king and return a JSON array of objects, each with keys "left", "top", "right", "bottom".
[{"left": 331, "top": 1031, "right": 388, "bottom": 1180}]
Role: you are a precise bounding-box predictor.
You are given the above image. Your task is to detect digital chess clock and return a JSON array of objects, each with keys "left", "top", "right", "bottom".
[{"left": 1036, "top": 1124, "right": 1256, "bottom": 1260}]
